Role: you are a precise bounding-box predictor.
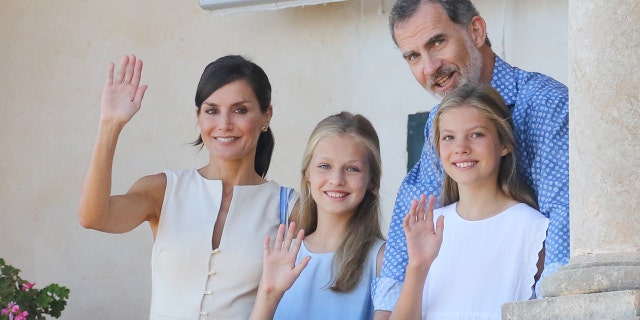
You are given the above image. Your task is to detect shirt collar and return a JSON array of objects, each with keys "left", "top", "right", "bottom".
[{"left": 490, "top": 55, "right": 517, "bottom": 107}]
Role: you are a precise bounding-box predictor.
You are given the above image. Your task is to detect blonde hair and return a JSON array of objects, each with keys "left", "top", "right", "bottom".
[
  {"left": 432, "top": 85, "right": 538, "bottom": 209},
  {"left": 297, "top": 111, "right": 384, "bottom": 292}
]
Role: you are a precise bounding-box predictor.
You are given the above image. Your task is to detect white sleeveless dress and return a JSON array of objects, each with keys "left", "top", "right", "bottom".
[
  {"left": 421, "top": 202, "right": 548, "bottom": 320},
  {"left": 150, "top": 169, "right": 296, "bottom": 320}
]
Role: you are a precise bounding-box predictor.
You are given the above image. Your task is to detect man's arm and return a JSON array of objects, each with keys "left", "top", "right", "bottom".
[{"left": 523, "top": 80, "right": 570, "bottom": 279}]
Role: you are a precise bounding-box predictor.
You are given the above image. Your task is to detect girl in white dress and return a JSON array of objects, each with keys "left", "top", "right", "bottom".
[
  {"left": 391, "top": 85, "right": 548, "bottom": 320},
  {"left": 250, "top": 112, "right": 386, "bottom": 320}
]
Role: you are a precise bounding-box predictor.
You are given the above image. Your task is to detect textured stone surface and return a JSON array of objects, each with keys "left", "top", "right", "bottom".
[
  {"left": 503, "top": 1, "right": 640, "bottom": 318},
  {"left": 540, "top": 253, "right": 640, "bottom": 297},
  {"left": 503, "top": 290, "right": 640, "bottom": 320},
  {"left": 569, "top": 0, "right": 640, "bottom": 257}
]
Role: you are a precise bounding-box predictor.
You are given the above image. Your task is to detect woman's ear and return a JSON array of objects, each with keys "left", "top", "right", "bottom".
[{"left": 265, "top": 105, "right": 273, "bottom": 122}]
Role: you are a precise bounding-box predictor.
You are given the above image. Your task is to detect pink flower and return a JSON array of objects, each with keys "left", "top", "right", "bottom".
[
  {"left": 21, "top": 281, "right": 35, "bottom": 291},
  {"left": 2, "top": 301, "right": 18, "bottom": 314},
  {"left": 1, "top": 302, "right": 26, "bottom": 320},
  {"left": 14, "top": 310, "right": 29, "bottom": 320}
]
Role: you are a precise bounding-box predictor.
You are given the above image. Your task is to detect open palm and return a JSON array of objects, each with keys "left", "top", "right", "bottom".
[
  {"left": 260, "top": 222, "right": 310, "bottom": 295},
  {"left": 403, "top": 195, "right": 445, "bottom": 268},
  {"left": 100, "top": 54, "right": 147, "bottom": 124}
]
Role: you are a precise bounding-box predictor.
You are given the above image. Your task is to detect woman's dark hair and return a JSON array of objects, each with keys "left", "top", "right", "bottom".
[{"left": 193, "top": 55, "right": 274, "bottom": 178}]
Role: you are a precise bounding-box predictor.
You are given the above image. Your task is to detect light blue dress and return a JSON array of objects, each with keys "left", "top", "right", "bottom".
[{"left": 274, "top": 239, "right": 385, "bottom": 320}]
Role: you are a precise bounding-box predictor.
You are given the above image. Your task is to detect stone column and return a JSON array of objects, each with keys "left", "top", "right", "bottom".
[{"left": 503, "top": 1, "right": 640, "bottom": 319}]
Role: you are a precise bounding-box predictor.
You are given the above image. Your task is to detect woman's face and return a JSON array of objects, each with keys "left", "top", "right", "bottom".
[
  {"left": 197, "top": 80, "right": 272, "bottom": 164},
  {"left": 306, "top": 134, "right": 370, "bottom": 220}
]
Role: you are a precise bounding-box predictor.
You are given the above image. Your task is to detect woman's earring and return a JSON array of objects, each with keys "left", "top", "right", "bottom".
[{"left": 261, "top": 126, "right": 268, "bottom": 132}]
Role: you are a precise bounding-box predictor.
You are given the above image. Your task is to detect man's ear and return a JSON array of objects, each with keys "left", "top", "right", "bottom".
[{"left": 469, "top": 16, "right": 488, "bottom": 48}]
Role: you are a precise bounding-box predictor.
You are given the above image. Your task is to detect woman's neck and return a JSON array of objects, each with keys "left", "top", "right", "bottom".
[
  {"left": 198, "top": 160, "right": 265, "bottom": 187},
  {"left": 456, "top": 185, "right": 517, "bottom": 221},
  {"left": 304, "top": 213, "right": 350, "bottom": 253}
]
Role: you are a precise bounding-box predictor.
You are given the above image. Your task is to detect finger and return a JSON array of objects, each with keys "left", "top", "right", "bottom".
[
  {"left": 291, "top": 228, "right": 305, "bottom": 254},
  {"left": 274, "top": 224, "right": 286, "bottom": 251},
  {"left": 131, "top": 56, "right": 143, "bottom": 88},
  {"left": 435, "top": 215, "right": 445, "bottom": 238},
  {"left": 263, "top": 235, "right": 271, "bottom": 257},
  {"left": 294, "top": 256, "right": 311, "bottom": 274},
  {"left": 133, "top": 85, "right": 148, "bottom": 106},
  {"left": 115, "top": 55, "right": 128, "bottom": 84},
  {"left": 417, "top": 194, "right": 427, "bottom": 221},
  {"left": 105, "top": 62, "right": 115, "bottom": 85},
  {"left": 425, "top": 195, "right": 436, "bottom": 222},
  {"left": 123, "top": 54, "right": 136, "bottom": 83},
  {"left": 408, "top": 199, "right": 419, "bottom": 222},
  {"left": 402, "top": 212, "right": 412, "bottom": 232},
  {"left": 282, "top": 222, "right": 297, "bottom": 252}
]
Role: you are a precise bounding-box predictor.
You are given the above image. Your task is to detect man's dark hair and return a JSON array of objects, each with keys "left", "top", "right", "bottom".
[{"left": 389, "top": 0, "right": 491, "bottom": 47}]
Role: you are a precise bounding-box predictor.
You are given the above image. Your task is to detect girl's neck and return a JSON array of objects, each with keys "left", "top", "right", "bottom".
[
  {"left": 304, "top": 213, "right": 350, "bottom": 253},
  {"left": 456, "top": 185, "right": 517, "bottom": 221}
]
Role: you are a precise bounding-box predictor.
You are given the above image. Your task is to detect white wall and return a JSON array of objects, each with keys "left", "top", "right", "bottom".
[{"left": 0, "top": 0, "right": 567, "bottom": 318}]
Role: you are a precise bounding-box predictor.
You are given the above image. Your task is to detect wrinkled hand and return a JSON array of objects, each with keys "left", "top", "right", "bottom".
[
  {"left": 100, "top": 54, "right": 148, "bottom": 124},
  {"left": 403, "top": 195, "right": 444, "bottom": 270},
  {"left": 260, "top": 222, "right": 310, "bottom": 296}
]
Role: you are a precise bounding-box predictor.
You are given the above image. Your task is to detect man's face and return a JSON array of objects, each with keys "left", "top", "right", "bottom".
[{"left": 394, "top": 2, "right": 482, "bottom": 99}]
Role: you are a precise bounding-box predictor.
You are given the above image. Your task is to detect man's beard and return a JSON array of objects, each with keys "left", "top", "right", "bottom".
[{"left": 430, "top": 36, "right": 483, "bottom": 100}]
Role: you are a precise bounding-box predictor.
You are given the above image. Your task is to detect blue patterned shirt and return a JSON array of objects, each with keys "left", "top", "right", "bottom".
[{"left": 373, "top": 56, "right": 569, "bottom": 311}]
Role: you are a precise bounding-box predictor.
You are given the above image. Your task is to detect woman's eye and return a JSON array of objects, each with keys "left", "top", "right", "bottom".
[
  {"left": 318, "top": 164, "right": 330, "bottom": 170},
  {"left": 234, "top": 107, "right": 248, "bottom": 114},
  {"left": 205, "top": 108, "right": 218, "bottom": 115},
  {"left": 471, "top": 132, "right": 485, "bottom": 138}
]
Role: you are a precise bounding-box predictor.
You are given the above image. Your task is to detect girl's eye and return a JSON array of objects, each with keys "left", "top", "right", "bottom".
[
  {"left": 346, "top": 166, "right": 360, "bottom": 173},
  {"left": 318, "top": 164, "right": 330, "bottom": 170},
  {"left": 442, "top": 135, "right": 453, "bottom": 141}
]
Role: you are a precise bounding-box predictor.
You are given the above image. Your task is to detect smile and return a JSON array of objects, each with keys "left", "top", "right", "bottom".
[
  {"left": 325, "top": 191, "right": 348, "bottom": 198},
  {"left": 435, "top": 73, "right": 451, "bottom": 87},
  {"left": 215, "top": 137, "right": 238, "bottom": 142},
  {"left": 455, "top": 161, "right": 477, "bottom": 168}
]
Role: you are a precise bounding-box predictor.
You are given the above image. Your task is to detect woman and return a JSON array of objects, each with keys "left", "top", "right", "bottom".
[{"left": 78, "top": 54, "right": 297, "bottom": 319}]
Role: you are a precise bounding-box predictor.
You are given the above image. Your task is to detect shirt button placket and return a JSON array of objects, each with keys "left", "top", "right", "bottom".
[{"left": 200, "top": 248, "right": 221, "bottom": 318}]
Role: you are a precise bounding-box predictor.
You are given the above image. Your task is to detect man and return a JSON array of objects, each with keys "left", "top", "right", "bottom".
[{"left": 374, "top": 0, "right": 569, "bottom": 317}]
